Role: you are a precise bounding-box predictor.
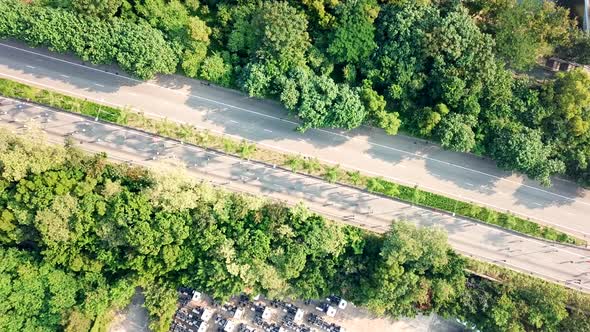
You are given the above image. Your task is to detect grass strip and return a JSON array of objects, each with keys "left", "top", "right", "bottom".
[{"left": 0, "top": 77, "right": 584, "bottom": 246}]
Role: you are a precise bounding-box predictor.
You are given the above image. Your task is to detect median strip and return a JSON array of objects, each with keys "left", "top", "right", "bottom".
[{"left": 0, "top": 77, "right": 585, "bottom": 246}]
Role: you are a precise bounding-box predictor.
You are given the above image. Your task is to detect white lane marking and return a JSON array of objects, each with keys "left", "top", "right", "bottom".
[
  {"left": 60, "top": 74, "right": 69, "bottom": 78},
  {"left": 11, "top": 96, "right": 590, "bottom": 258},
  {"left": 466, "top": 182, "right": 474, "bottom": 187},
  {"left": 533, "top": 202, "right": 543, "bottom": 206},
  {"left": 263, "top": 129, "right": 272, "bottom": 133},
  {"left": 2, "top": 71, "right": 589, "bottom": 237},
  {"left": 229, "top": 120, "right": 238, "bottom": 124},
  {"left": 94, "top": 83, "right": 105, "bottom": 88},
  {"left": 1, "top": 42, "right": 586, "bottom": 208},
  {"left": 25, "top": 65, "right": 35, "bottom": 69},
  {"left": 3, "top": 72, "right": 590, "bottom": 231}
]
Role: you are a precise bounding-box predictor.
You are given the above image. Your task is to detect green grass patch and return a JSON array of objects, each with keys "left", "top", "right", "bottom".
[{"left": 0, "top": 77, "right": 584, "bottom": 246}]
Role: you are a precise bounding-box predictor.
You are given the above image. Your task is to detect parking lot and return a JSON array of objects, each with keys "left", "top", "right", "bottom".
[{"left": 167, "top": 289, "right": 463, "bottom": 332}]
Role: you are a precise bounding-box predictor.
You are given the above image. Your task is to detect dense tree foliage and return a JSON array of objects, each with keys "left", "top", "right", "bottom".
[
  {"left": 2, "top": 0, "right": 590, "bottom": 186},
  {"left": 72, "top": 0, "right": 122, "bottom": 19},
  {"left": 0, "top": 0, "right": 177, "bottom": 79},
  {"left": 1, "top": 129, "right": 589, "bottom": 331},
  {"left": 326, "top": 0, "right": 378, "bottom": 65},
  {"left": 491, "top": 0, "right": 574, "bottom": 70}
]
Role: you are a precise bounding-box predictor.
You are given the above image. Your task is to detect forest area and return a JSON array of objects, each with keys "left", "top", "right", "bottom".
[
  {"left": 1, "top": 129, "right": 590, "bottom": 332},
  {"left": 0, "top": 0, "right": 590, "bottom": 187}
]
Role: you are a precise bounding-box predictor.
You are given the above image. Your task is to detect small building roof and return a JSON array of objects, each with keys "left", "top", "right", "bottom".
[
  {"left": 223, "top": 320, "right": 236, "bottom": 332},
  {"left": 262, "top": 307, "right": 273, "bottom": 320},
  {"left": 192, "top": 291, "right": 201, "bottom": 301},
  {"left": 201, "top": 308, "right": 213, "bottom": 321},
  {"left": 326, "top": 306, "right": 337, "bottom": 317},
  {"left": 294, "top": 308, "right": 305, "bottom": 322},
  {"left": 197, "top": 321, "right": 208, "bottom": 332}
]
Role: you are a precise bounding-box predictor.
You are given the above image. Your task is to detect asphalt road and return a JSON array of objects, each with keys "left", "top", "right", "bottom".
[
  {"left": 0, "top": 41, "right": 589, "bottom": 240},
  {"left": 2, "top": 98, "right": 590, "bottom": 293}
]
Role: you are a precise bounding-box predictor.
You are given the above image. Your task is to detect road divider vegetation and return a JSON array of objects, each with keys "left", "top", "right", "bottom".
[
  {"left": 3, "top": 0, "right": 590, "bottom": 186},
  {"left": 0, "top": 77, "right": 584, "bottom": 246},
  {"left": 0, "top": 128, "right": 589, "bottom": 332}
]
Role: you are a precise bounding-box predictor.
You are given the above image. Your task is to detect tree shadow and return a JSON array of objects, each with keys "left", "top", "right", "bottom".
[
  {"left": 511, "top": 180, "right": 579, "bottom": 209},
  {"left": 180, "top": 79, "right": 372, "bottom": 151},
  {"left": 183, "top": 92, "right": 352, "bottom": 150},
  {"left": 1, "top": 40, "right": 143, "bottom": 94}
]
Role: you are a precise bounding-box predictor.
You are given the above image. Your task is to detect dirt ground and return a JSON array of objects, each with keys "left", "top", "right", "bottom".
[
  {"left": 109, "top": 291, "right": 150, "bottom": 332},
  {"left": 295, "top": 299, "right": 463, "bottom": 332},
  {"left": 108, "top": 290, "right": 464, "bottom": 332}
]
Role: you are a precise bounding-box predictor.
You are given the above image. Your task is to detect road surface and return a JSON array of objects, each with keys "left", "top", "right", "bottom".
[
  {"left": 0, "top": 41, "right": 589, "bottom": 240},
  {"left": 2, "top": 98, "right": 590, "bottom": 293}
]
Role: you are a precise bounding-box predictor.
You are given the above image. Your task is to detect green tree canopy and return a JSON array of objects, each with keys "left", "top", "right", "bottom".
[
  {"left": 492, "top": 0, "right": 574, "bottom": 70},
  {"left": 229, "top": 1, "right": 310, "bottom": 73},
  {"left": 327, "top": 0, "right": 379, "bottom": 64},
  {"left": 71, "top": 0, "right": 121, "bottom": 19},
  {"left": 361, "top": 222, "right": 465, "bottom": 317},
  {"left": 489, "top": 122, "right": 565, "bottom": 186}
]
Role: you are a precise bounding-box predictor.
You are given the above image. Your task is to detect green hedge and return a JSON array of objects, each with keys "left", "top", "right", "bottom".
[
  {"left": 366, "top": 177, "right": 579, "bottom": 244},
  {"left": 0, "top": 0, "right": 178, "bottom": 79},
  {"left": 0, "top": 77, "right": 584, "bottom": 246}
]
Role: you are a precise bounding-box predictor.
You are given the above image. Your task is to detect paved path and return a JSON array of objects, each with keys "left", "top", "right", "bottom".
[
  {"left": 2, "top": 98, "right": 590, "bottom": 293},
  {"left": 0, "top": 41, "right": 589, "bottom": 241}
]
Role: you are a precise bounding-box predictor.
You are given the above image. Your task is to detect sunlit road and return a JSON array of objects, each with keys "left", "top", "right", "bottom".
[
  {"left": 0, "top": 40, "right": 589, "bottom": 240},
  {"left": 2, "top": 98, "right": 590, "bottom": 293}
]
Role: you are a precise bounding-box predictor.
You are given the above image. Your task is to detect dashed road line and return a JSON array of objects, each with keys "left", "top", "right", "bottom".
[{"left": 1, "top": 42, "right": 584, "bottom": 208}]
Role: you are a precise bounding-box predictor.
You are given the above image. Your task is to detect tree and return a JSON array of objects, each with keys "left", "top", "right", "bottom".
[
  {"left": 143, "top": 283, "right": 178, "bottom": 332},
  {"left": 361, "top": 222, "right": 465, "bottom": 317},
  {"left": 282, "top": 68, "right": 367, "bottom": 131},
  {"left": 241, "top": 62, "right": 275, "bottom": 97},
  {"left": 0, "top": 248, "right": 80, "bottom": 332},
  {"left": 435, "top": 114, "right": 476, "bottom": 152},
  {"left": 542, "top": 70, "right": 590, "bottom": 138},
  {"left": 558, "top": 31, "right": 590, "bottom": 65},
  {"left": 376, "top": 110, "right": 401, "bottom": 136},
  {"left": 326, "top": 84, "right": 367, "bottom": 129},
  {"left": 0, "top": 128, "right": 66, "bottom": 182},
  {"left": 71, "top": 0, "right": 122, "bottom": 19},
  {"left": 489, "top": 122, "right": 565, "bottom": 186},
  {"left": 369, "top": 1, "right": 499, "bottom": 142},
  {"left": 369, "top": 2, "right": 433, "bottom": 110},
  {"left": 181, "top": 42, "right": 208, "bottom": 78},
  {"left": 135, "top": 0, "right": 189, "bottom": 37},
  {"left": 229, "top": 1, "right": 310, "bottom": 73},
  {"left": 417, "top": 103, "right": 449, "bottom": 136},
  {"left": 200, "top": 53, "right": 232, "bottom": 86},
  {"left": 327, "top": 0, "right": 379, "bottom": 64},
  {"left": 300, "top": 0, "right": 338, "bottom": 28},
  {"left": 0, "top": 0, "right": 178, "bottom": 79},
  {"left": 493, "top": 0, "right": 574, "bottom": 70},
  {"left": 540, "top": 70, "right": 590, "bottom": 185}
]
